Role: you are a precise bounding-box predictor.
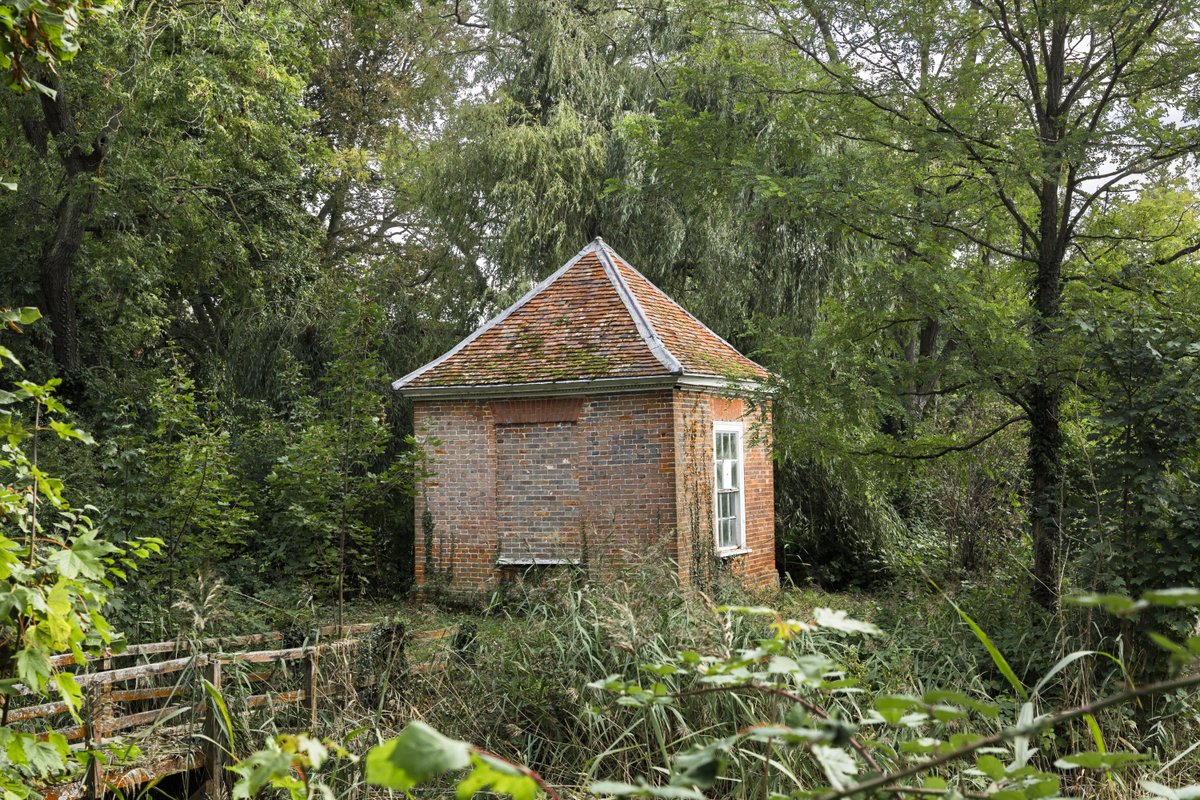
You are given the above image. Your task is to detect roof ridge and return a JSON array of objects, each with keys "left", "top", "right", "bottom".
[
  {"left": 594, "top": 241, "right": 684, "bottom": 376},
  {"left": 604, "top": 247, "right": 766, "bottom": 375},
  {"left": 391, "top": 240, "right": 605, "bottom": 390}
]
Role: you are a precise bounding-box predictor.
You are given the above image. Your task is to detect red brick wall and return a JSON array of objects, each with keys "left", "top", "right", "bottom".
[
  {"left": 496, "top": 422, "right": 581, "bottom": 562},
  {"left": 413, "top": 387, "right": 774, "bottom": 591},
  {"left": 412, "top": 399, "right": 498, "bottom": 588},
  {"left": 413, "top": 390, "right": 676, "bottom": 591},
  {"left": 576, "top": 392, "right": 677, "bottom": 574},
  {"left": 672, "top": 390, "right": 777, "bottom": 588}
]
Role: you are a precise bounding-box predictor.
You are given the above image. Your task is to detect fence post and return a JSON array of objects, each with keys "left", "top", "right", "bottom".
[
  {"left": 203, "top": 656, "right": 226, "bottom": 800},
  {"left": 303, "top": 647, "right": 319, "bottom": 732},
  {"left": 84, "top": 683, "right": 104, "bottom": 800}
]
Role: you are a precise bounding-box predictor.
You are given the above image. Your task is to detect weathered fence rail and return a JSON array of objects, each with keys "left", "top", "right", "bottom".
[
  {"left": 6, "top": 621, "right": 456, "bottom": 800},
  {"left": 1, "top": 621, "right": 450, "bottom": 800}
]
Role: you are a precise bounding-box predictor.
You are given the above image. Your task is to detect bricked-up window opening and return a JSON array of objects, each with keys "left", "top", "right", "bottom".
[{"left": 714, "top": 422, "right": 746, "bottom": 552}]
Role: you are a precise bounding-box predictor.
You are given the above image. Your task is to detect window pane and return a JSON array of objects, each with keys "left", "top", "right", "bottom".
[
  {"left": 718, "top": 432, "right": 735, "bottom": 459},
  {"left": 714, "top": 427, "right": 744, "bottom": 550}
]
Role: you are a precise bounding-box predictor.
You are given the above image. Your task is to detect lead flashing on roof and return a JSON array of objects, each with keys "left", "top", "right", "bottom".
[{"left": 593, "top": 240, "right": 685, "bottom": 376}]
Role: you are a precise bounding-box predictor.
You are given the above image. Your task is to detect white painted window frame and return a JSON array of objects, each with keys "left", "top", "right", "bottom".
[{"left": 713, "top": 420, "right": 748, "bottom": 555}]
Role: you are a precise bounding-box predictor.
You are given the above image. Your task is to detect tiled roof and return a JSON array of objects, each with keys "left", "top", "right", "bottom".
[{"left": 393, "top": 239, "right": 770, "bottom": 392}]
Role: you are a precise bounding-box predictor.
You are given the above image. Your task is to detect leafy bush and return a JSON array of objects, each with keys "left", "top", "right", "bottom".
[
  {"left": 232, "top": 583, "right": 1200, "bottom": 800},
  {"left": 0, "top": 308, "right": 160, "bottom": 796}
]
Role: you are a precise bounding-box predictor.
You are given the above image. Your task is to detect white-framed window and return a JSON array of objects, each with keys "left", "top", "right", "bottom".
[{"left": 713, "top": 421, "right": 747, "bottom": 553}]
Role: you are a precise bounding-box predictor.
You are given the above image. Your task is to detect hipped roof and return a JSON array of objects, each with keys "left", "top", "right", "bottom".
[{"left": 393, "top": 238, "right": 770, "bottom": 395}]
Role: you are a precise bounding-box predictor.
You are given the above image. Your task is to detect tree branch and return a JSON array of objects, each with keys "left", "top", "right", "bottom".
[
  {"left": 818, "top": 670, "right": 1200, "bottom": 800},
  {"left": 850, "top": 415, "right": 1027, "bottom": 459}
]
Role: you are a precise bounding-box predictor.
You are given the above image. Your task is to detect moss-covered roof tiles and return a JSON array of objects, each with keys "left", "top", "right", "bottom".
[{"left": 393, "top": 239, "right": 770, "bottom": 392}]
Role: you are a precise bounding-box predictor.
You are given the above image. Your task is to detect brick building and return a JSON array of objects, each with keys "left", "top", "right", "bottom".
[{"left": 394, "top": 239, "right": 776, "bottom": 590}]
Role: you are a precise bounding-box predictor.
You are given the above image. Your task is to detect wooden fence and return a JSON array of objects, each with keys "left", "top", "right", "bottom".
[{"left": 1, "top": 622, "right": 453, "bottom": 800}]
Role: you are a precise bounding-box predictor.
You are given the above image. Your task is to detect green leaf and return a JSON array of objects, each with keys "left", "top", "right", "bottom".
[
  {"left": 812, "top": 744, "right": 856, "bottom": 790},
  {"left": 1066, "top": 593, "right": 1145, "bottom": 615},
  {"left": 55, "top": 670, "right": 82, "bottom": 719},
  {"left": 590, "top": 780, "right": 704, "bottom": 799},
  {"left": 202, "top": 678, "right": 236, "bottom": 754},
  {"left": 48, "top": 420, "right": 95, "bottom": 444},
  {"left": 230, "top": 740, "right": 297, "bottom": 800},
  {"left": 976, "top": 754, "right": 1007, "bottom": 780},
  {"left": 456, "top": 754, "right": 538, "bottom": 800},
  {"left": 1142, "top": 588, "right": 1200, "bottom": 607},
  {"left": 812, "top": 607, "right": 880, "bottom": 635},
  {"left": 16, "top": 647, "right": 50, "bottom": 689},
  {"left": 366, "top": 722, "right": 471, "bottom": 790},
  {"left": 921, "top": 689, "right": 999, "bottom": 718},
  {"left": 1033, "top": 650, "right": 1131, "bottom": 698},
  {"left": 1054, "top": 751, "right": 1153, "bottom": 769},
  {"left": 874, "top": 695, "right": 920, "bottom": 724},
  {"left": 1142, "top": 781, "right": 1200, "bottom": 799}
]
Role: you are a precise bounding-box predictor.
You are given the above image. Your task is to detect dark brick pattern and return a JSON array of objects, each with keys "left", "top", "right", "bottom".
[{"left": 491, "top": 398, "right": 583, "bottom": 424}]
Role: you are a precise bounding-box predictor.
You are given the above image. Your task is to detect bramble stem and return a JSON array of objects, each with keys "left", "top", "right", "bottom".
[{"left": 818, "top": 671, "right": 1200, "bottom": 800}]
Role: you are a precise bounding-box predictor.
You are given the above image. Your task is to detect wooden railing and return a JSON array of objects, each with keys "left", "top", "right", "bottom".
[{"left": 5, "top": 623, "right": 406, "bottom": 800}]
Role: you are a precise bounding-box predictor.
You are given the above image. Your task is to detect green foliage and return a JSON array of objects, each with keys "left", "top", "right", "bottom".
[
  {"left": 101, "top": 367, "right": 255, "bottom": 595},
  {"left": 259, "top": 284, "right": 418, "bottom": 598},
  {"left": 0, "top": 0, "right": 111, "bottom": 94},
  {"left": 0, "top": 312, "right": 159, "bottom": 796},
  {"left": 232, "top": 586, "right": 1200, "bottom": 799},
  {"left": 234, "top": 723, "right": 541, "bottom": 800}
]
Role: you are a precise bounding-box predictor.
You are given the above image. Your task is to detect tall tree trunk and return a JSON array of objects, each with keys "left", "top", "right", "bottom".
[
  {"left": 21, "top": 79, "right": 118, "bottom": 377},
  {"left": 39, "top": 178, "right": 92, "bottom": 374},
  {"left": 1028, "top": 21, "right": 1068, "bottom": 606},
  {"left": 1028, "top": 381, "right": 1062, "bottom": 604}
]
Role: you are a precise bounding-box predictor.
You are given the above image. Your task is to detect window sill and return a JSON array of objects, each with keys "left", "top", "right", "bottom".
[
  {"left": 716, "top": 547, "right": 751, "bottom": 559},
  {"left": 496, "top": 557, "right": 581, "bottom": 566}
]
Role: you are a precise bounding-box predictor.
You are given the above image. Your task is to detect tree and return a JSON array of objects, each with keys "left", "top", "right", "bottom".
[{"left": 705, "top": 0, "right": 1200, "bottom": 602}]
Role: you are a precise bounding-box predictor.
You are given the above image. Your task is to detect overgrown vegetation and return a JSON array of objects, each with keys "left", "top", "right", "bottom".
[
  {"left": 2, "top": 0, "right": 1199, "bottom": 795},
  {"left": 228, "top": 572, "right": 1200, "bottom": 799}
]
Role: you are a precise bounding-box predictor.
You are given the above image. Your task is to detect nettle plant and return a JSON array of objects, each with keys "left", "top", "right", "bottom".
[
  {"left": 236, "top": 590, "right": 1200, "bottom": 800},
  {"left": 0, "top": 308, "right": 161, "bottom": 796}
]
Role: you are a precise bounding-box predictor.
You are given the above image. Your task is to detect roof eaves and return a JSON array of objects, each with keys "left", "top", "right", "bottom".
[
  {"left": 594, "top": 239, "right": 684, "bottom": 377},
  {"left": 391, "top": 240, "right": 605, "bottom": 391},
  {"left": 397, "top": 374, "right": 681, "bottom": 399}
]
